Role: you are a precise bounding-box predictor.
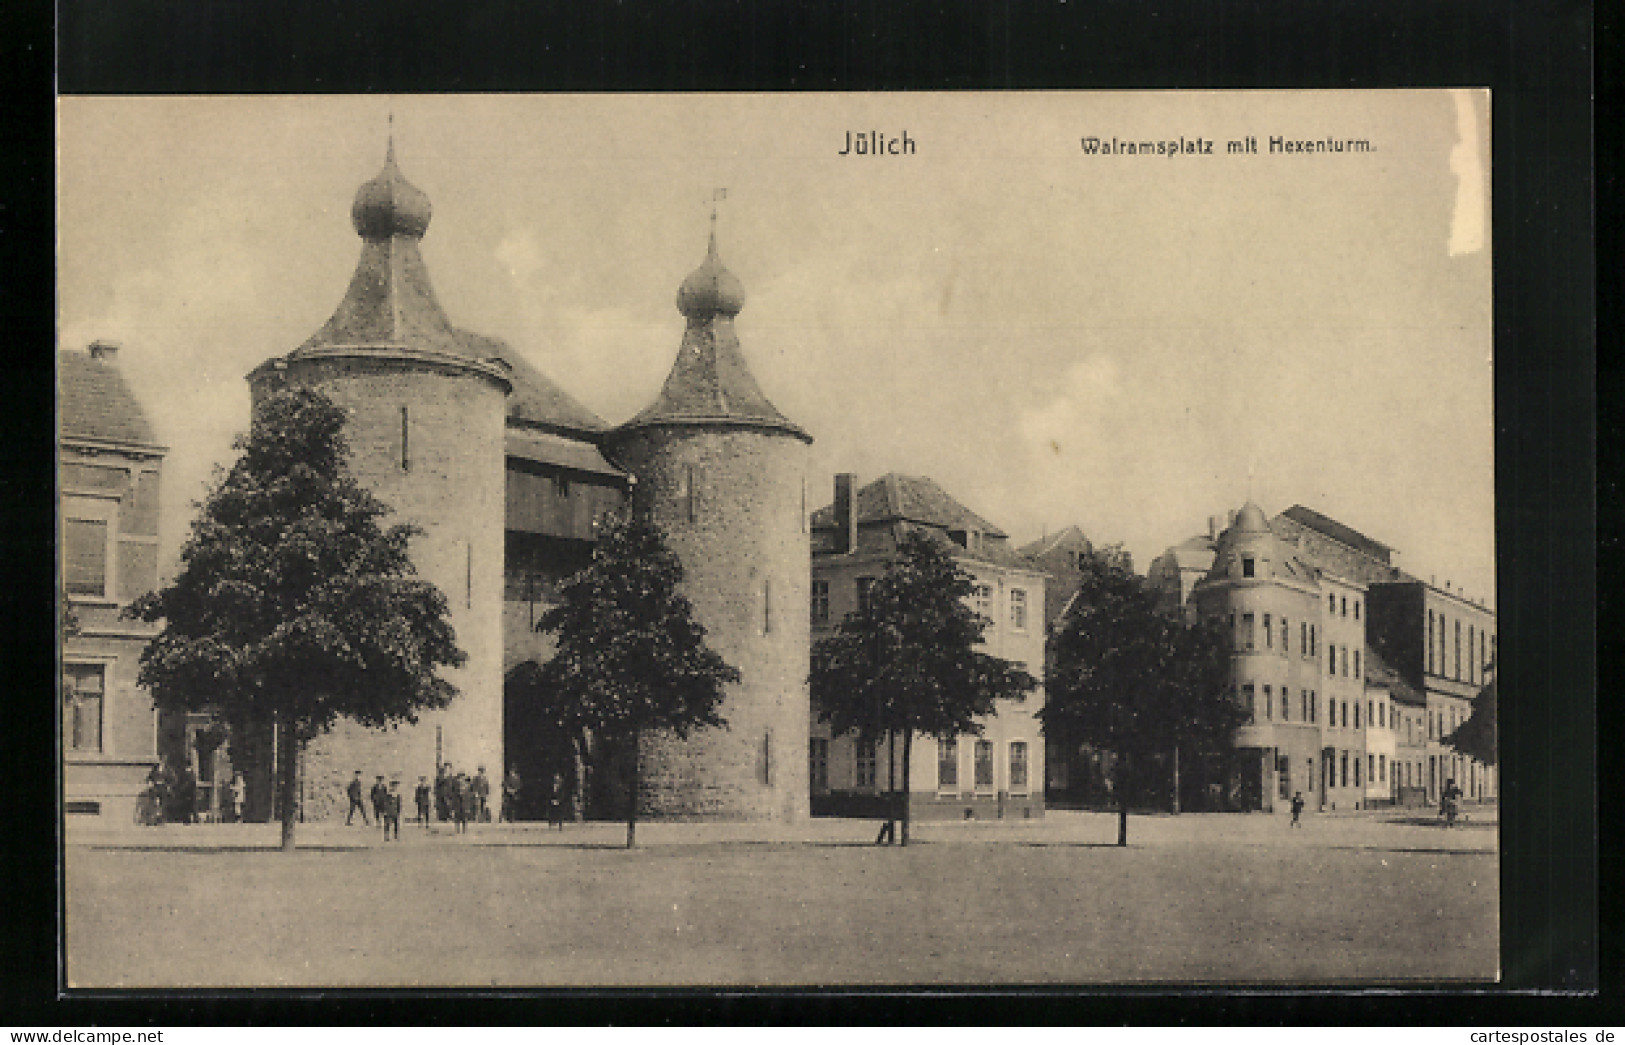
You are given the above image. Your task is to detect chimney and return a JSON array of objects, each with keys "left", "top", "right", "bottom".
[
  {"left": 88, "top": 339, "right": 122, "bottom": 362},
  {"left": 1228, "top": 509, "right": 1238, "bottom": 527},
  {"left": 1208, "top": 515, "right": 1219, "bottom": 540},
  {"left": 834, "top": 473, "right": 858, "bottom": 555}
]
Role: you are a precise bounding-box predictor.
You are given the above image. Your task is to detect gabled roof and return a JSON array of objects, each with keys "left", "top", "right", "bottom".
[
  {"left": 1017, "top": 525, "right": 1091, "bottom": 560},
  {"left": 493, "top": 348, "right": 607, "bottom": 435},
  {"left": 1365, "top": 646, "right": 1425, "bottom": 706},
  {"left": 59, "top": 349, "right": 160, "bottom": 448},
  {"left": 505, "top": 428, "right": 624, "bottom": 479},
  {"left": 1279, "top": 505, "right": 1392, "bottom": 561},
  {"left": 810, "top": 473, "right": 1007, "bottom": 538}
]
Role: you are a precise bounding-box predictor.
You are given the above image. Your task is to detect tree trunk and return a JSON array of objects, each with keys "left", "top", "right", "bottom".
[
  {"left": 626, "top": 732, "right": 638, "bottom": 849},
  {"left": 1170, "top": 743, "right": 1181, "bottom": 815},
  {"left": 277, "top": 716, "right": 300, "bottom": 852},
  {"left": 900, "top": 728, "right": 913, "bottom": 846},
  {"left": 571, "top": 730, "right": 588, "bottom": 821},
  {"left": 1116, "top": 752, "right": 1130, "bottom": 847},
  {"left": 883, "top": 730, "right": 897, "bottom": 845}
]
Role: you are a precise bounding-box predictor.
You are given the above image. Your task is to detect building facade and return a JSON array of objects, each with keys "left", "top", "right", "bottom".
[
  {"left": 59, "top": 341, "right": 170, "bottom": 823},
  {"left": 808, "top": 473, "right": 1046, "bottom": 821}
]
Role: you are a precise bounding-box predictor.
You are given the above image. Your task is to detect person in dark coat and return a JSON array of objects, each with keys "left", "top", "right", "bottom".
[
  {"left": 382, "top": 780, "right": 402, "bottom": 841},
  {"left": 435, "top": 763, "right": 452, "bottom": 822},
  {"left": 369, "top": 775, "right": 388, "bottom": 826},
  {"left": 501, "top": 765, "right": 521, "bottom": 823},
  {"left": 174, "top": 764, "right": 198, "bottom": 824},
  {"left": 414, "top": 776, "right": 432, "bottom": 827},
  {"left": 346, "top": 770, "right": 370, "bottom": 826},
  {"left": 472, "top": 766, "right": 491, "bottom": 823},
  {"left": 1290, "top": 791, "right": 1306, "bottom": 827},
  {"left": 452, "top": 773, "right": 470, "bottom": 834}
]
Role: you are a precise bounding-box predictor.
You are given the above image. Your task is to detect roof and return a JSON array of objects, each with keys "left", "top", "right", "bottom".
[
  {"left": 617, "top": 234, "right": 809, "bottom": 441},
  {"left": 1279, "top": 505, "right": 1392, "bottom": 560},
  {"left": 291, "top": 148, "right": 510, "bottom": 368},
  {"left": 59, "top": 349, "right": 160, "bottom": 447},
  {"left": 810, "top": 473, "right": 1007, "bottom": 538},
  {"left": 1364, "top": 646, "right": 1425, "bottom": 705},
  {"left": 1161, "top": 534, "right": 1217, "bottom": 570},
  {"left": 494, "top": 349, "right": 607, "bottom": 435},
  {"left": 1017, "top": 525, "right": 1092, "bottom": 560},
  {"left": 504, "top": 428, "right": 624, "bottom": 479}
]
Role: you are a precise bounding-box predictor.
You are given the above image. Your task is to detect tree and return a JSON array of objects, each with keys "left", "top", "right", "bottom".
[
  {"left": 127, "top": 387, "right": 466, "bottom": 851},
  {"left": 810, "top": 530, "right": 1038, "bottom": 846},
  {"left": 1040, "top": 551, "right": 1240, "bottom": 846},
  {"left": 532, "top": 511, "right": 738, "bottom": 848},
  {"left": 1444, "top": 669, "right": 1497, "bottom": 767}
]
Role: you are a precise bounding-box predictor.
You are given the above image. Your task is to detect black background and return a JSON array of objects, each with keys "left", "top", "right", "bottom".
[{"left": 7, "top": 0, "right": 1602, "bottom": 1026}]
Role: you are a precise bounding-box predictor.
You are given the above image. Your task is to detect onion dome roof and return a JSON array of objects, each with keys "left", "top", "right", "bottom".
[
  {"left": 350, "top": 140, "right": 432, "bottom": 240},
  {"left": 1232, "top": 501, "right": 1271, "bottom": 533},
  {"left": 1198, "top": 500, "right": 1320, "bottom": 589},
  {"left": 675, "top": 230, "right": 747, "bottom": 318},
  {"left": 617, "top": 226, "right": 809, "bottom": 442}
]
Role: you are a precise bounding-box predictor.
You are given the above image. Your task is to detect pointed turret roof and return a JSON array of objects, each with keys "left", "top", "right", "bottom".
[
  {"left": 293, "top": 142, "right": 507, "bottom": 367},
  {"left": 618, "top": 225, "right": 809, "bottom": 441},
  {"left": 59, "top": 345, "right": 162, "bottom": 449}
]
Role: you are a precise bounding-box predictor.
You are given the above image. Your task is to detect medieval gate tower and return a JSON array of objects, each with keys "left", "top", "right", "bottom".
[
  {"left": 247, "top": 143, "right": 510, "bottom": 820},
  {"left": 604, "top": 221, "right": 814, "bottom": 821}
]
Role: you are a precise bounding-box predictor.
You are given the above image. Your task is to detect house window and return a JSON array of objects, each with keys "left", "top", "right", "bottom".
[
  {"left": 1354, "top": 650, "right": 1361, "bottom": 678},
  {"left": 1379, "top": 702, "right": 1386, "bottom": 728},
  {"left": 1010, "top": 589, "right": 1028, "bottom": 631},
  {"left": 1301, "top": 690, "right": 1309, "bottom": 722},
  {"left": 1329, "top": 593, "right": 1336, "bottom": 613},
  {"left": 1455, "top": 620, "right": 1462, "bottom": 681},
  {"left": 63, "top": 518, "right": 110, "bottom": 597},
  {"left": 552, "top": 473, "right": 571, "bottom": 499},
  {"left": 400, "top": 406, "right": 410, "bottom": 471},
  {"left": 1354, "top": 599, "right": 1361, "bottom": 620},
  {"left": 1342, "top": 701, "right": 1349, "bottom": 728},
  {"left": 762, "top": 579, "right": 773, "bottom": 634},
  {"left": 855, "top": 737, "right": 877, "bottom": 789},
  {"left": 1242, "top": 557, "right": 1255, "bottom": 578},
  {"left": 1341, "top": 751, "right": 1349, "bottom": 788},
  {"left": 810, "top": 738, "right": 829, "bottom": 794},
  {"left": 856, "top": 576, "right": 876, "bottom": 615},
  {"left": 1264, "top": 613, "right": 1273, "bottom": 648},
  {"left": 973, "top": 583, "right": 993, "bottom": 619},
  {"left": 1378, "top": 754, "right": 1385, "bottom": 782},
  {"left": 1355, "top": 756, "right": 1362, "bottom": 788},
  {"left": 1354, "top": 703, "right": 1361, "bottom": 730},
  {"left": 811, "top": 579, "right": 830, "bottom": 625},
  {"left": 1242, "top": 684, "right": 1255, "bottom": 723},
  {"left": 1009, "top": 742, "right": 1029, "bottom": 794},
  {"left": 63, "top": 664, "right": 105, "bottom": 753},
  {"left": 973, "top": 740, "right": 995, "bottom": 792},
  {"left": 1328, "top": 645, "right": 1336, "bottom": 675},
  {"left": 1281, "top": 689, "right": 1290, "bottom": 721},
  {"left": 938, "top": 737, "right": 959, "bottom": 792},
  {"left": 1310, "top": 625, "right": 1317, "bottom": 657},
  {"left": 1341, "top": 596, "right": 1348, "bottom": 618},
  {"left": 1468, "top": 625, "right": 1476, "bottom": 684},
  {"left": 1282, "top": 617, "right": 1290, "bottom": 654},
  {"left": 1300, "top": 622, "right": 1307, "bottom": 657},
  {"left": 1264, "top": 685, "right": 1273, "bottom": 719},
  {"left": 1427, "top": 610, "right": 1436, "bottom": 673},
  {"left": 683, "top": 464, "right": 697, "bottom": 523},
  {"left": 1242, "top": 613, "right": 1255, "bottom": 650}
]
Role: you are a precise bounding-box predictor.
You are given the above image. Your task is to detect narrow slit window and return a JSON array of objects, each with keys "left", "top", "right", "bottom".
[{"left": 400, "top": 406, "right": 410, "bottom": 471}]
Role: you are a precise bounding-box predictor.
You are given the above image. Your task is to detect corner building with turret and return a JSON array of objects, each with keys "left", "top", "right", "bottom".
[{"left": 234, "top": 143, "right": 806, "bottom": 823}]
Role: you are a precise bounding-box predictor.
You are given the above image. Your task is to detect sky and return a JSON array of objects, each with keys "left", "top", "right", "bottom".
[{"left": 57, "top": 91, "right": 1495, "bottom": 606}]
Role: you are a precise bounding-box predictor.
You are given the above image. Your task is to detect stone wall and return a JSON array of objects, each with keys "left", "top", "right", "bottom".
[{"left": 607, "top": 425, "right": 811, "bottom": 822}]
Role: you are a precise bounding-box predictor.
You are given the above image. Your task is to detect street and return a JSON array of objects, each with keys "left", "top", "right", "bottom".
[{"left": 64, "top": 807, "right": 1497, "bottom": 987}]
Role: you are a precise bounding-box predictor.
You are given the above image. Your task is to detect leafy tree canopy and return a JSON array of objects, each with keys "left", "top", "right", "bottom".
[
  {"left": 128, "top": 385, "right": 466, "bottom": 744},
  {"left": 1445, "top": 671, "right": 1497, "bottom": 767},
  {"left": 811, "top": 529, "right": 1038, "bottom": 743},
  {"left": 533, "top": 511, "right": 737, "bottom": 744}
]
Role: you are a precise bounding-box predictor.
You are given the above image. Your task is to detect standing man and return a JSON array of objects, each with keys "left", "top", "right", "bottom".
[
  {"left": 435, "top": 763, "right": 452, "bottom": 822},
  {"left": 370, "top": 775, "right": 388, "bottom": 827},
  {"left": 414, "top": 775, "right": 432, "bottom": 827},
  {"left": 472, "top": 766, "right": 491, "bottom": 823},
  {"left": 382, "top": 780, "right": 402, "bottom": 841},
  {"left": 451, "top": 771, "right": 470, "bottom": 834},
  {"left": 502, "top": 764, "right": 522, "bottom": 823},
  {"left": 548, "top": 769, "right": 565, "bottom": 830},
  {"left": 346, "top": 770, "right": 369, "bottom": 826},
  {"left": 1290, "top": 791, "right": 1305, "bottom": 828}
]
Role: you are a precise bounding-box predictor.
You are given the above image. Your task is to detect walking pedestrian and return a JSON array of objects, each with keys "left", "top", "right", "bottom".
[
  {"left": 1290, "top": 791, "right": 1305, "bottom": 828},
  {"left": 346, "top": 770, "right": 370, "bottom": 826},
  {"left": 415, "top": 775, "right": 432, "bottom": 827}
]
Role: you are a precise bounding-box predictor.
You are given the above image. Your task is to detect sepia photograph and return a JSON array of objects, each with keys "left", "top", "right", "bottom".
[{"left": 58, "top": 90, "right": 1497, "bottom": 988}]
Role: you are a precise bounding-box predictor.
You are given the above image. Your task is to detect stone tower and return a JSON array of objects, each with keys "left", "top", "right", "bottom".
[
  {"left": 604, "top": 221, "right": 813, "bottom": 821},
  {"left": 247, "top": 142, "right": 511, "bottom": 820}
]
